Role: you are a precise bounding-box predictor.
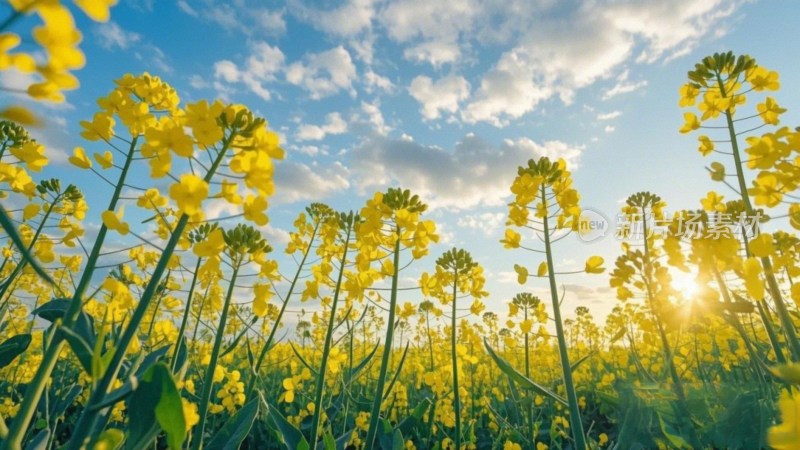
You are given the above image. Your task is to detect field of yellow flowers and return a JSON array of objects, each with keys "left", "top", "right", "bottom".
[{"left": 1, "top": 2, "right": 800, "bottom": 450}]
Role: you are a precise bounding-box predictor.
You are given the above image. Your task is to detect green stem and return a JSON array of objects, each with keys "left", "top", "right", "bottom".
[
  {"left": 717, "top": 71, "right": 800, "bottom": 361},
  {"left": 246, "top": 219, "right": 321, "bottom": 396},
  {"left": 541, "top": 184, "right": 586, "bottom": 450},
  {"left": 66, "top": 134, "right": 233, "bottom": 449},
  {"left": 641, "top": 212, "right": 701, "bottom": 448},
  {"left": 364, "top": 227, "right": 401, "bottom": 449},
  {"left": 450, "top": 266, "right": 461, "bottom": 450},
  {"left": 0, "top": 193, "right": 59, "bottom": 303},
  {"left": 171, "top": 257, "right": 203, "bottom": 371},
  {"left": 310, "top": 219, "right": 353, "bottom": 449},
  {"left": 191, "top": 261, "right": 241, "bottom": 450},
  {"left": 524, "top": 307, "right": 534, "bottom": 445},
  {"left": 2, "top": 136, "right": 139, "bottom": 450}
]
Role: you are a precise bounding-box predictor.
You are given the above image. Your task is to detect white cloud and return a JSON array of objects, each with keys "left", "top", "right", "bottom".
[
  {"left": 295, "top": 112, "right": 348, "bottom": 141},
  {"left": 137, "top": 46, "right": 173, "bottom": 74},
  {"left": 462, "top": 50, "right": 551, "bottom": 126},
  {"left": 256, "top": 9, "right": 287, "bottom": 36},
  {"left": 291, "top": 0, "right": 374, "bottom": 37},
  {"left": 176, "top": 1, "right": 197, "bottom": 16},
  {"left": 604, "top": 0, "right": 739, "bottom": 63},
  {"left": 403, "top": 41, "right": 462, "bottom": 67},
  {"left": 351, "top": 134, "right": 583, "bottom": 210},
  {"left": 358, "top": 101, "right": 390, "bottom": 135},
  {"left": 460, "top": 0, "right": 742, "bottom": 125},
  {"left": 457, "top": 212, "right": 506, "bottom": 236},
  {"left": 363, "top": 69, "right": 395, "bottom": 93},
  {"left": 408, "top": 75, "right": 470, "bottom": 120},
  {"left": 177, "top": 1, "right": 287, "bottom": 38},
  {"left": 604, "top": 125, "right": 616, "bottom": 133},
  {"left": 286, "top": 46, "right": 358, "bottom": 99},
  {"left": 94, "top": 22, "right": 141, "bottom": 50},
  {"left": 597, "top": 111, "right": 622, "bottom": 121},
  {"left": 212, "top": 42, "right": 285, "bottom": 101},
  {"left": 379, "top": 0, "right": 476, "bottom": 66},
  {"left": 206, "top": 4, "right": 239, "bottom": 29},
  {"left": 262, "top": 224, "right": 291, "bottom": 248},
  {"left": 602, "top": 69, "right": 648, "bottom": 100},
  {"left": 273, "top": 161, "right": 351, "bottom": 204}
]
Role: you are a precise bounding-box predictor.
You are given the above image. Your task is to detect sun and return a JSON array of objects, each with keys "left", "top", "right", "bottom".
[{"left": 670, "top": 270, "right": 700, "bottom": 299}]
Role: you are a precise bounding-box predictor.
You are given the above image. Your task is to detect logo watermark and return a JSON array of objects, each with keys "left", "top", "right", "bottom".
[{"left": 577, "top": 208, "right": 609, "bottom": 242}]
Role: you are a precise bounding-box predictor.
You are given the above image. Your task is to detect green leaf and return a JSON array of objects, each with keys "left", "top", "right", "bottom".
[
  {"left": 24, "top": 429, "right": 50, "bottom": 450},
  {"left": 126, "top": 363, "right": 186, "bottom": 450},
  {"left": 657, "top": 413, "right": 691, "bottom": 449},
  {"left": 31, "top": 299, "right": 71, "bottom": 322},
  {"left": 377, "top": 419, "right": 394, "bottom": 450},
  {"left": 570, "top": 352, "right": 594, "bottom": 374},
  {"left": 206, "top": 397, "right": 259, "bottom": 450},
  {"left": 33, "top": 299, "right": 96, "bottom": 373},
  {"left": 346, "top": 342, "right": 379, "bottom": 383},
  {"left": 0, "top": 333, "right": 31, "bottom": 368},
  {"left": 268, "top": 402, "right": 310, "bottom": 450},
  {"left": 483, "top": 339, "right": 568, "bottom": 406},
  {"left": 93, "top": 429, "right": 124, "bottom": 450},
  {"left": 609, "top": 327, "right": 627, "bottom": 343},
  {"left": 322, "top": 430, "right": 336, "bottom": 450},
  {"left": 0, "top": 205, "right": 55, "bottom": 286},
  {"left": 289, "top": 343, "right": 319, "bottom": 377},
  {"left": 382, "top": 343, "right": 410, "bottom": 401},
  {"left": 397, "top": 397, "right": 431, "bottom": 436},
  {"left": 391, "top": 429, "right": 404, "bottom": 450}
]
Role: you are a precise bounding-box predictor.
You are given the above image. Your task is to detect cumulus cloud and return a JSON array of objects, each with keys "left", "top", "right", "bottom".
[
  {"left": 457, "top": 212, "right": 506, "bottom": 236},
  {"left": 351, "top": 133, "right": 583, "bottom": 210},
  {"left": 273, "top": 161, "right": 351, "bottom": 204},
  {"left": 354, "top": 101, "right": 391, "bottom": 135},
  {"left": 285, "top": 46, "right": 358, "bottom": 99},
  {"left": 597, "top": 111, "right": 622, "bottom": 121},
  {"left": 461, "top": 50, "right": 552, "bottom": 126},
  {"left": 290, "top": 0, "right": 374, "bottom": 37},
  {"left": 295, "top": 112, "right": 348, "bottom": 141},
  {"left": 94, "top": 22, "right": 141, "bottom": 50},
  {"left": 379, "top": 0, "right": 477, "bottom": 66},
  {"left": 178, "top": 1, "right": 286, "bottom": 38},
  {"left": 408, "top": 75, "right": 470, "bottom": 120},
  {"left": 602, "top": 69, "right": 648, "bottom": 100},
  {"left": 212, "top": 42, "right": 285, "bottom": 100},
  {"left": 459, "top": 0, "right": 741, "bottom": 125}
]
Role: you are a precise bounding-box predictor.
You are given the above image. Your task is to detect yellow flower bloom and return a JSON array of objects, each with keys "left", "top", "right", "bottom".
[
  {"left": 169, "top": 174, "right": 208, "bottom": 217},
  {"left": 514, "top": 264, "right": 528, "bottom": 285},
  {"left": 768, "top": 390, "right": 800, "bottom": 450},
  {"left": 698, "top": 135, "right": 714, "bottom": 156},
  {"left": 10, "top": 141, "right": 47, "bottom": 172},
  {"left": 0, "top": 106, "right": 39, "bottom": 126},
  {"left": 193, "top": 228, "right": 225, "bottom": 258},
  {"left": 94, "top": 151, "right": 113, "bottom": 169},
  {"left": 585, "top": 256, "right": 605, "bottom": 274},
  {"left": 501, "top": 228, "right": 521, "bottom": 249},
  {"left": 80, "top": 113, "right": 115, "bottom": 141},
  {"left": 679, "top": 112, "right": 700, "bottom": 134},
  {"left": 742, "top": 257, "right": 764, "bottom": 301},
  {"left": 68, "top": 147, "right": 92, "bottom": 169},
  {"left": 749, "top": 233, "right": 774, "bottom": 257},
  {"left": 74, "top": 0, "right": 118, "bottom": 22},
  {"left": 757, "top": 96, "right": 787, "bottom": 125},
  {"left": 243, "top": 194, "right": 268, "bottom": 226},
  {"left": 101, "top": 208, "right": 129, "bottom": 235}
]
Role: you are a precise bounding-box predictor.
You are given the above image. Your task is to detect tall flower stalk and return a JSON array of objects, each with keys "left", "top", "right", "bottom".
[
  {"left": 362, "top": 188, "right": 437, "bottom": 449},
  {"left": 420, "top": 248, "right": 487, "bottom": 448},
  {"left": 501, "top": 157, "right": 605, "bottom": 450}
]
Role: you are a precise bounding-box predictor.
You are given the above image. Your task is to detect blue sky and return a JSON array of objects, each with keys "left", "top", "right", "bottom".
[{"left": 9, "top": 0, "right": 800, "bottom": 321}]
